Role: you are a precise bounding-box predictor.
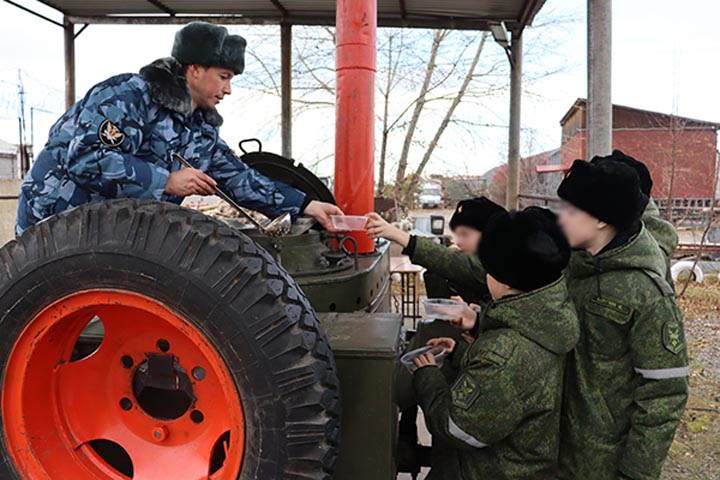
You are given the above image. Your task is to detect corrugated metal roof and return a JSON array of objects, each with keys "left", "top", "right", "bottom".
[{"left": 31, "top": 0, "right": 546, "bottom": 31}]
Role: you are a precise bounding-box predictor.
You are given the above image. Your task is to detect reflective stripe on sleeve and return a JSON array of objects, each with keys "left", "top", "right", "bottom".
[
  {"left": 634, "top": 366, "right": 690, "bottom": 379},
  {"left": 448, "top": 416, "right": 488, "bottom": 448}
]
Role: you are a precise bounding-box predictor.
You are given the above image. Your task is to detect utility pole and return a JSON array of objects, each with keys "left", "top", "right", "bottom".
[
  {"left": 506, "top": 34, "right": 523, "bottom": 210},
  {"left": 17, "top": 69, "right": 29, "bottom": 177},
  {"left": 280, "top": 22, "right": 292, "bottom": 159},
  {"left": 587, "top": 0, "right": 612, "bottom": 159}
]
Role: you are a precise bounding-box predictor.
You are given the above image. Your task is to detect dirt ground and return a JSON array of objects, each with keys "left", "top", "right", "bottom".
[{"left": 394, "top": 274, "right": 720, "bottom": 480}]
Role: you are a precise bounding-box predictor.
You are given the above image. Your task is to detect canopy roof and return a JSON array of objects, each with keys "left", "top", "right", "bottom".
[{"left": 26, "top": 0, "right": 546, "bottom": 31}]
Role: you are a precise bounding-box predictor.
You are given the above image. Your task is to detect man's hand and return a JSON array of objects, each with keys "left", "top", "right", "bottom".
[
  {"left": 366, "top": 212, "right": 410, "bottom": 247},
  {"left": 426, "top": 337, "right": 457, "bottom": 354},
  {"left": 303, "top": 200, "right": 344, "bottom": 232},
  {"left": 165, "top": 168, "right": 217, "bottom": 196}
]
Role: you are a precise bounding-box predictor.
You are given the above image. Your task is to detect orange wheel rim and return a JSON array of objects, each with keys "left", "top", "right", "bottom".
[{"left": 2, "top": 290, "right": 244, "bottom": 480}]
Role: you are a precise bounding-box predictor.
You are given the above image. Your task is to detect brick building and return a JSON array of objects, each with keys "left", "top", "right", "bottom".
[{"left": 560, "top": 99, "right": 719, "bottom": 200}]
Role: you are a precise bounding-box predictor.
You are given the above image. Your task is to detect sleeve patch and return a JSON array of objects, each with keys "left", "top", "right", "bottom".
[
  {"left": 451, "top": 373, "right": 481, "bottom": 410},
  {"left": 98, "top": 119, "right": 126, "bottom": 147},
  {"left": 662, "top": 320, "right": 685, "bottom": 355}
]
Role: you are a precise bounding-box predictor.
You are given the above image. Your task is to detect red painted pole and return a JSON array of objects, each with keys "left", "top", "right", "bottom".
[{"left": 335, "top": 0, "right": 376, "bottom": 254}]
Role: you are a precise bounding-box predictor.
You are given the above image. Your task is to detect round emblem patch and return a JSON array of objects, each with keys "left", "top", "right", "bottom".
[{"left": 98, "top": 119, "right": 125, "bottom": 148}]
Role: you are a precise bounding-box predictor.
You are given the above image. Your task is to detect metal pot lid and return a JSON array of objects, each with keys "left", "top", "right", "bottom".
[{"left": 239, "top": 139, "right": 336, "bottom": 205}]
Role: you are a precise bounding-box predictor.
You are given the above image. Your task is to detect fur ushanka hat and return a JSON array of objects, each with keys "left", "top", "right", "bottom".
[
  {"left": 172, "top": 22, "right": 247, "bottom": 74},
  {"left": 591, "top": 150, "right": 653, "bottom": 196},
  {"left": 449, "top": 197, "right": 505, "bottom": 232},
  {"left": 557, "top": 159, "right": 649, "bottom": 230},
  {"left": 478, "top": 207, "right": 570, "bottom": 293}
]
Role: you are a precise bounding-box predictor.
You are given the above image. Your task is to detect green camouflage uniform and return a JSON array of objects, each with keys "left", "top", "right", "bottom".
[
  {"left": 413, "top": 277, "right": 579, "bottom": 480},
  {"left": 643, "top": 198, "right": 679, "bottom": 258},
  {"left": 395, "top": 239, "right": 488, "bottom": 409},
  {"left": 559, "top": 227, "right": 689, "bottom": 480},
  {"left": 409, "top": 236, "right": 489, "bottom": 305}
]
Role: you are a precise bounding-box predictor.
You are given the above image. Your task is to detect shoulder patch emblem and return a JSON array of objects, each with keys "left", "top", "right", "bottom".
[
  {"left": 98, "top": 119, "right": 125, "bottom": 147},
  {"left": 662, "top": 320, "right": 685, "bottom": 355},
  {"left": 451, "top": 373, "right": 480, "bottom": 410}
]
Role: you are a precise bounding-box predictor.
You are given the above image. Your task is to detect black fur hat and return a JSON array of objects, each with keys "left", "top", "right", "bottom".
[
  {"left": 557, "top": 159, "right": 649, "bottom": 229},
  {"left": 449, "top": 197, "right": 505, "bottom": 232},
  {"left": 172, "top": 22, "right": 247, "bottom": 74},
  {"left": 479, "top": 207, "right": 570, "bottom": 293},
  {"left": 591, "top": 150, "right": 653, "bottom": 196}
]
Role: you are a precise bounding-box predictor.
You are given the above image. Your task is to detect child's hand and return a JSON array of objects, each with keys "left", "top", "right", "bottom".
[
  {"left": 412, "top": 352, "right": 437, "bottom": 369},
  {"left": 461, "top": 333, "right": 474, "bottom": 344},
  {"left": 426, "top": 337, "right": 457, "bottom": 354},
  {"left": 447, "top": 296, "right": 477, "bottom": 331},
  {"left": 366, "top": 212, "right": 410, "bottom": 247},
  {"left": 451, "top": 295, "right": 467, "bottom": 305}
]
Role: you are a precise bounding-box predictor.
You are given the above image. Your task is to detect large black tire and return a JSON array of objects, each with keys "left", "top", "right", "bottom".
[{"left": 0, "top": 199, "right": 341, "bottom": 479}]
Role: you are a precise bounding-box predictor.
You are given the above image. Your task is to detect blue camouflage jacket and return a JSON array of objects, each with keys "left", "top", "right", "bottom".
[{"left": 16, "top": 57, "right": 306, "bottom": 234}]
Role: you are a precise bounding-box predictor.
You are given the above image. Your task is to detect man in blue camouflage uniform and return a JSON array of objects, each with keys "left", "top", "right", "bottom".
[{"left": 17, "top": 22, "right": 342, "bottom": 234}]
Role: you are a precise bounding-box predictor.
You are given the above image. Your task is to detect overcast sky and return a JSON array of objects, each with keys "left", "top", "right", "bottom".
[{"left": 1, "top": 0, "right": 718, "bottom": 178}]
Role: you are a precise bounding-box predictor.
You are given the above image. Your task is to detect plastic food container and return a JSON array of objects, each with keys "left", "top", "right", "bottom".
[
  {"left": 422, "top": 298, "right": 465, "bottom": 321},
  {"left": 331, "top": 215, "right": 369, "bottom": 231},
  {"left": 400, "top": 345, "right": 446, "bottom": 374}
]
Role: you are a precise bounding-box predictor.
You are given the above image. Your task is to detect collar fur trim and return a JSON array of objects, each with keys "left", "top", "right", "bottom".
[{"left": 139, "top": 57, "right": 223, "bottom": 126}]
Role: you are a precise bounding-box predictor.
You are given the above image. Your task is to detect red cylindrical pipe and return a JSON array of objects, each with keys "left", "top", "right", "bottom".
[{"left": 334, "top": 0, "right": 376, "bottom": 254}]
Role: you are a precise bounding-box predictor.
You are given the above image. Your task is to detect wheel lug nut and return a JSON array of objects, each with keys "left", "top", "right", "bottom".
[
  {"left": 152, "top": 425, "right": 169, "bottom": 442},
  {"left": 192, "top": 366, "right": 206, "bottom": 381}
]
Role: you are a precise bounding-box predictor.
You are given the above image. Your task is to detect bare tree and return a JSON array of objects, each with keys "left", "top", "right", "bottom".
[
  {"left": 391, "top": 30, "right": 449, "bottom": 204},
  {"left": 678, "top": 149, "right": 720, "bottom": 298},
  {"left": 645, "top": 111, "right": 715, "bottom": 226},
  {"left": 377, "top": 31, "right": 402, "bottom": 194},
  {"left": 397, "top": 33, "right": 490, "bottom": 208},
  {"left": 231, "top": 9, "right": 577, "bottom": 209}
]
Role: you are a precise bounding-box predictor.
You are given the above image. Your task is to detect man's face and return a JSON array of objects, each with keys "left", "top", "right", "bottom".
[
  {"left": 453, "top": 226, "right": 482, "bottom": 255},
  {"left": 186, "top": 65, "right": 234, "bottom": 110},
  {"left": 558, "top": 203, "right": 602, "bottom": 249}
]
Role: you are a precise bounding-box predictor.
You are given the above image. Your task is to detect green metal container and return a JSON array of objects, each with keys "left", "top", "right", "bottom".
[
  {"left": 319, "top": 312, "right": 402, "bottom": 480},
  {"left": 248, "top": 230, "right": 392, "bottom": 313}
]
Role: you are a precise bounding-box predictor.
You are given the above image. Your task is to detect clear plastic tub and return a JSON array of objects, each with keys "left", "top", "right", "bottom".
[
  {"left": 400, "top": 345, "right": 446, "bottom": 374},
  {"left": 422, "top": 298, "right": 466, "bottom": 321},
  {"left": 330, "top": 215, "right": 369, "bottom": 231}
]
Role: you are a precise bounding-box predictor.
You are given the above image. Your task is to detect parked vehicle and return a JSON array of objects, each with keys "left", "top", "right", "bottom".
[{"left": 419, "top": 183, "right": 443, "bottom": 209}]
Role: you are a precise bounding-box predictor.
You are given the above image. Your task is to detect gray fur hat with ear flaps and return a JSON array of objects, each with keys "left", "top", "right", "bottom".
[{"left": 171, "top": 22, "right": 247, "bottom": 74}]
